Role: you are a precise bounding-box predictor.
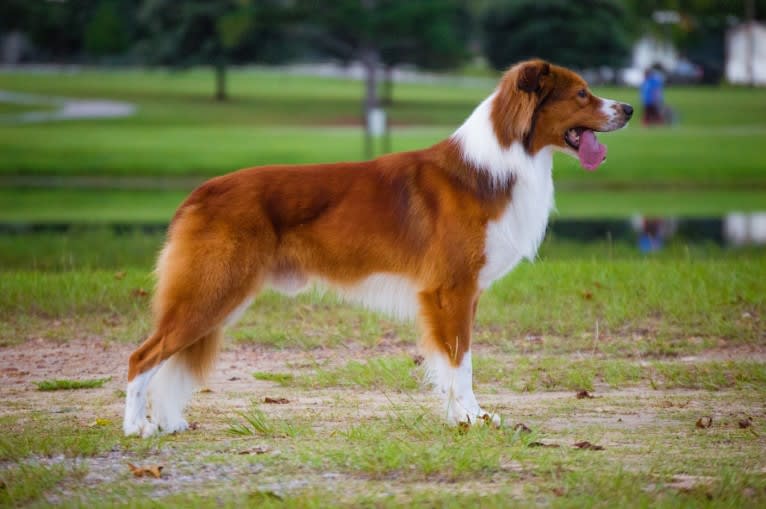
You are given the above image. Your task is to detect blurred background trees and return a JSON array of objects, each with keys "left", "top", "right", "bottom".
[
  {"left": 481, "top": 0, "right": 632, "bottom": 71},
  {"left": 1, "top": 0, "right": 765, "bottom": 92}
]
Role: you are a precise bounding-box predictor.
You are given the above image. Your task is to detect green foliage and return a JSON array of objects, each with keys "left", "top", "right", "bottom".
[
  {"left": 84, "top": 0, "right": 131, "bottom": 56},
  {"left": 135, "top": 0, "right": 292, "bottom": 98},
  {"left": 253, "top": 371, "right": 294, "bottom": 385},
  {"left": 293, "top": 0, "right": 471, "bottom": 70},
  {"left": 36, "top": 377, "right": 111, "bottom": 391},
  {"left": 482, "top": 0, "right": 632, "bottom": 70},
  {"left": 227, "top": 404, "right": 305, "bottom": 437}
]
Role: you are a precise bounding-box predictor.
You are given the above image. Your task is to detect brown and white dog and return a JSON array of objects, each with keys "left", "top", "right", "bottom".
[{"left": 124, "top": 60, "right": 632, "bottom": 437}]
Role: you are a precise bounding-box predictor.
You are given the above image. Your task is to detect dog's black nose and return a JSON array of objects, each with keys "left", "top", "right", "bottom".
[{"left": 622, "top": 104, "right": 634, "bottom": 117}]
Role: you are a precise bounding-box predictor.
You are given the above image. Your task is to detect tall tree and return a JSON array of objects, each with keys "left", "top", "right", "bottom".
[
  {"left": 291, "top": 0, "right": 471, "bottom": 155},
  {"left": 481, "top": 0, "right": 631, "bottom": 71},
  {"left": 136, "top": 0, "right": 289, "bottom": 100}
]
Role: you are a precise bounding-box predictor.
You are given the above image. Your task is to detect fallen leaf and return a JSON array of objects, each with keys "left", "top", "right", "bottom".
[
  {"left": 412, "top": 354, "right": 424, "bottom": 366},
  {"left": 128, "top": 463, "right": 163, "bottom": 479},
  {"left": 528, "top": 441, "right": 560, "bottom": 448},
  {"left": 131, "top": 288, "right": 148, "bottom": 298},
  {"left": 199, "top": 387, "right": 213, "bottom": 393},
  {"left": 576, "top": 390, "right": 594, "bottom": 399},
  {"left": 738, "top": 417, "right": 753, "bottom": 429},
  {"left": 574, "top": 441, "right": 604, "bottom": 451},
  {"left": 552, "top": 487, "right": 566, "bottom": 497},
  {"left": 696, "top": 416, "right": 713, "bottom": 429},
  {"left": 114, "top": 271, "right": 126, "bottom": 280},
  {"left": 264, "top": 397, "right": 289, "bottom": 404},
  {"left": 581, "top": 291, "right": 593, "bottom": 300},
  {"left": 228, "top": 376, "right": 240, "bottom": 381},
  {"left": 89, "top": 418, "right": 112, "bottom": 427},
  {"left": 238, "top": 445, "right": 270, "bottom": 455},
  {"left": 513, "top": 423, "right": 532, "bottom": 434},
  {"left": 249, "top": 490, "right": 282, "bottom": 501}
]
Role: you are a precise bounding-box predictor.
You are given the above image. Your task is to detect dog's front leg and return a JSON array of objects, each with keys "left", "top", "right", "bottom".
[{"left": 419, "top": 286, "right": 500, "bottom": 426}]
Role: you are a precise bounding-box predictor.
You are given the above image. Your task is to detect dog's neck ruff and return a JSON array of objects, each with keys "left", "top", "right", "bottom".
[
  {"left": 451, "top": 91, "right": 551, "bottom": 186},
  {"left": 452, "top": 89, "right": 555, "bottom": 289}
]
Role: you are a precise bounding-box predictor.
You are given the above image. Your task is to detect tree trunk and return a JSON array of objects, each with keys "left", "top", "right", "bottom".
[
  {"left": 381, "top": 65, "right": 393, "bottom": 106},
  {"left": 361, "top": 48, "right": 380, "bottom": 159},
  {"left": 215, "top": 60, "right": 226, "bottom": 101}
]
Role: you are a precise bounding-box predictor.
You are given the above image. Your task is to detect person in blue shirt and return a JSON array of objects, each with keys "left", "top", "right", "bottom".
[{"left": 640, "top": 66, "right": 664, "bottom": 125}]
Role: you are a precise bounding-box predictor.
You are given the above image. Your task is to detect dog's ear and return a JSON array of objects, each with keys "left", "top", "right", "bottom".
[
  {"left": 491, "top": 60, "right": 552, "bottom": 147},
  {"left": 517, "top": 61, "right": 551, "bottom": 93}
]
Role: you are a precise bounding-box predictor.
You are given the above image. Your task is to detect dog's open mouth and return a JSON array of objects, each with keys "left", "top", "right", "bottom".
[{"left": 564, "top": 127, "right": 607, "bottom": 171}]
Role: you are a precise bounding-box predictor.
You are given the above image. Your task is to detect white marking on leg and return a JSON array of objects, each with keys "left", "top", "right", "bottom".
[
  {"left": 148, "top": 354, "right": 196, "bottom": 434},
  {"left": 123, "top": 363, "right": 162, "bottom": 437},
  {"left": 424, "top": 350, "right": 499, "bottom": 426}
]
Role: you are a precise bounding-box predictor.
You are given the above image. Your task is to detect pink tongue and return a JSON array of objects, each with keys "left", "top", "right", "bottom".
[{"left": 578, "top": 129, "right": 607, "bottom": 171}]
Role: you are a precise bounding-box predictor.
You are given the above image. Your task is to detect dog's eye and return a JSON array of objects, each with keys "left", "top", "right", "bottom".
[{"left": 577, "top": 89, "right": 588, "bottom": 99}]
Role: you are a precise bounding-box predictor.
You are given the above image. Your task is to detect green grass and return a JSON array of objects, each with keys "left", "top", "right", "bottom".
[
  {"left": 256, "top": 354, "right": 766, "bottom": 394},
  {"left": 253, "top": 371, "right": 295, "bottom": 385},
  {"left": 0, "top": 187, "right": 763, "bottom": 223},
  {"left": 0, "top": 228, "right": 763, "bottom": 272},
  {"left": 1, "top": 256, "right": 763, "bottom": 349},
  {"left": 227, "top": 405, "right": 306, "bottom": 438},
  {"left": 0, "top": 462, "right": 79, "bottom": 507},
  {"left": 0, "top": 68, "right": 764, "bottom": 189},
  {"left": 296, "top": 355, "right": 420, "bottom": 391},
  {"left": 35, "top": 377, "right": 111, "bottom": 391}
]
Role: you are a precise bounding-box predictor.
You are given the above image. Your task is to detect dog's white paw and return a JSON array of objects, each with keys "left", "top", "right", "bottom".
[
  {"left": 455, "top": 409, "right": 501, "bottom": 428},
  {"left": 140, "top": 421, "right": 160, "bottom": 438},
  {"left": 124, "top": 416, "right": 158, "bottom": 438},
  {"left": 160, "top": 418, "right": 189, "bottom": 435}
]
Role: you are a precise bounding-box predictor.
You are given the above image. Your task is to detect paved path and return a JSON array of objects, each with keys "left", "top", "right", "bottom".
[{"left": 0, "top": 90, "right": 135, "bottom": 123}]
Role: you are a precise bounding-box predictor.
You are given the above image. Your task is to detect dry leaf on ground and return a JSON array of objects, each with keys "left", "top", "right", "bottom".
[
  {"left": 576, "top": 390, "right": 594, "bottom": 399},
  {"left": 238, "top": 445, "right": 270, "bottom": 455},
  {"left": 264, "top": 397, "right": 290, "bottom": 404},
  {"left": 696, "top": 416, "right": 713, "bottom": 429},
  {"left": 513, "top": 423, "right": 532, "bottom": 434},
  {"left": 574, "top": 441, "right": 605, "bottom": 451},
  {"left": 528, "top": 441, "right": 560, "bottom": 448},
  {"left": 738, "top": 417, "right": 753, "bottom": 429},
  {"left": 127, "top": 463, "right": 163, "bottom": 479},
  {"left": 130, "top": 288, "right": 148, "bottom": 298}
]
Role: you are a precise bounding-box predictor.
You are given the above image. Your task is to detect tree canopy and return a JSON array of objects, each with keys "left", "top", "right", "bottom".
[{"left": 481, "top": 0, "right": 632, "bottom": 71}]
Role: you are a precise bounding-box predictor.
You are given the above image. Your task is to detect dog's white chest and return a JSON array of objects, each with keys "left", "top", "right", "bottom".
[{"left": 478, "top": 152, "right": 554, "bottom": 289}]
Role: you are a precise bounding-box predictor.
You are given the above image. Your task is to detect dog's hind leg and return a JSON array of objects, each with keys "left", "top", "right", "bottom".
[
  {"left": 147, "top": 327, "right": 224, "bottom": 434},
  {"left": 124, "top": 228, "right": 267, "bottom": 437}
]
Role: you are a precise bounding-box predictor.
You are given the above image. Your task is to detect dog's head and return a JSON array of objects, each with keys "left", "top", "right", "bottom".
[{"left": 491, "top": 60, "right": 632, "bottom": 171}]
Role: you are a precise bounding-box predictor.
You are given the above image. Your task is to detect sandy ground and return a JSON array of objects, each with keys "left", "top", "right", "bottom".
[{"left": 1, "top": 337, "right": 764, "bottom": 505}]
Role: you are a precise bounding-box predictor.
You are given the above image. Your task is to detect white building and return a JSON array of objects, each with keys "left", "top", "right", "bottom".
[{"left": 726, "top": 22, "right": 766, "bottom": 85}]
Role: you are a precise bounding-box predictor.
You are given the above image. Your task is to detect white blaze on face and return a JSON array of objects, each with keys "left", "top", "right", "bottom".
[{"left": 599, "top": 98, "right": 625, "bottom": 131}]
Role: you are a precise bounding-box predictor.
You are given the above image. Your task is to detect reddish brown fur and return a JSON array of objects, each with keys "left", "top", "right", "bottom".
[{"left": 126, "top": 60, "right": 630, "bottom": 388}]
